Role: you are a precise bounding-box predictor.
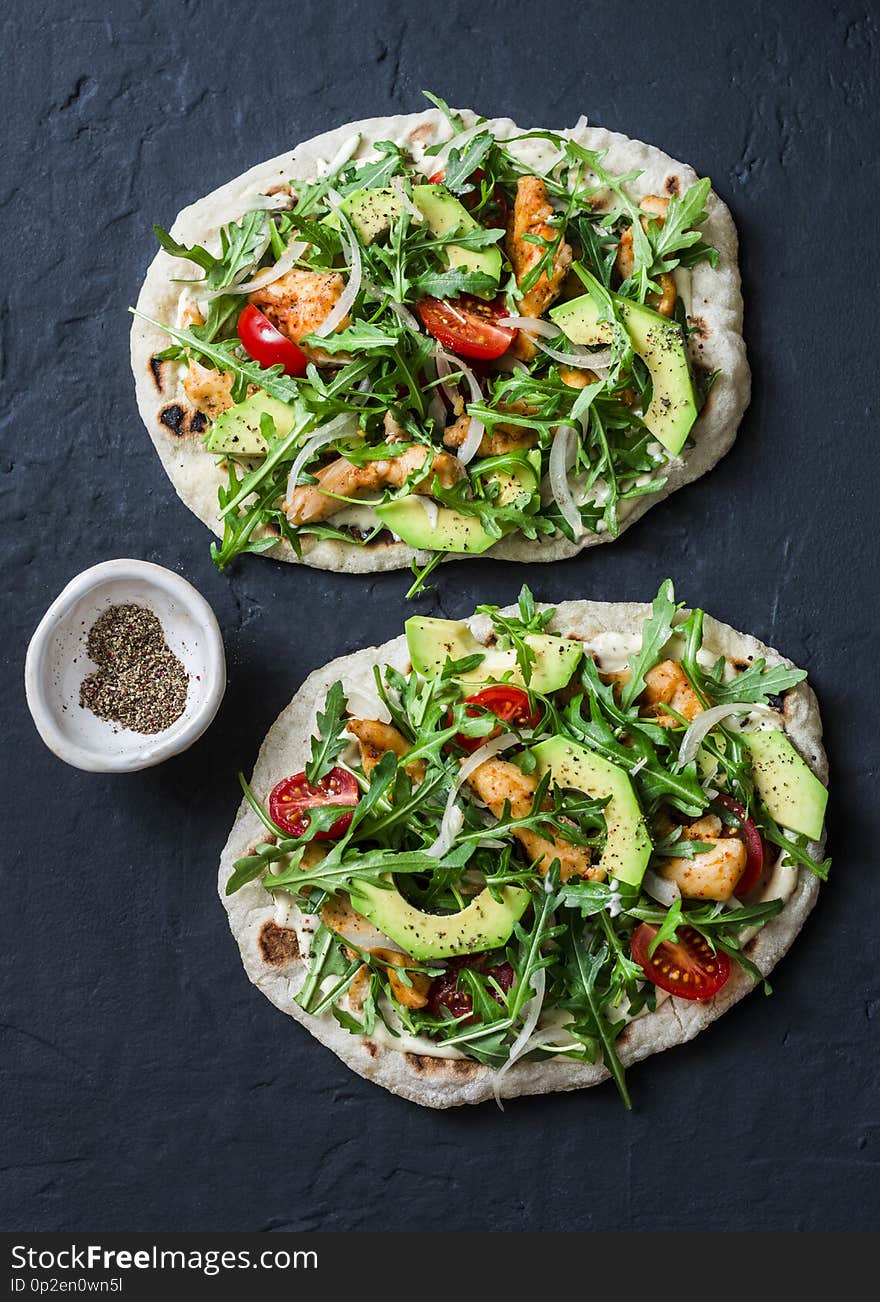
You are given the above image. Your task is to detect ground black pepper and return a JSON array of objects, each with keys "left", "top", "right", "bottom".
[{"left": 79, "top": 604, "right": 189, "bottom": 734}]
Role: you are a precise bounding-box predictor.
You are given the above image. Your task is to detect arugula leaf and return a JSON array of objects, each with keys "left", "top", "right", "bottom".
[
  {"left": 413, "top": 268, "right": 498, "bottom": 299},
  {"left": 420, "top": 91, "right": 468, "bottom": 134},
  {"left": 153, "top": 225, "right": 216, "bottom": 273},
  {"left": 441, "top": 132, "right": 495, "bottom": 193},
  {"left": 296, "top": 924, "right": 359, "bottom": 1014},
  {"left": 707, "top": 659, "right": 808, "bottom": 706},
  {"left": 264, "top": 845, "right": 471, "bottom": 896},
  {"left": 130, "top": 311, "right": 303, "bottom": 405},
  {"left": 754, "top": 818, "right": 831, "bottom": 881},
  {"left": 301, "top": 322, "right": 403, "bottom": 354},
  {"left": 619, "top": 579, "right": 680, "bottom": 709},
  {"left": 225, "top": 843, "right": 305, "bottom": 896},
  {"left": 648, "top": 178, "right": 715, "bottom": 273},
  {"left": 630, "top": 898, "right": 785, "bottom": 932},
  {"left": 563, "top": 923, "right": 632, "bottom": 1109},
  {"left": 678, "top": 607, "right": 807, "bottom": 708},
  {"left": 305, "top": 681, "right": 349, "bottom": 784},
  {"left": 424, "top": 225, "right": 504, "bottom": 252},
  {"left": 645, "top": 898, "right": 683, "bottom": 956}
]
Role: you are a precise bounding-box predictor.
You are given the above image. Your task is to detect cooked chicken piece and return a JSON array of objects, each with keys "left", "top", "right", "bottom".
[
  {"left": 614, "top": 194, "right": 677, "bottom": 316},
  {"left": 346, "top": 718, "right": 426, "bottom": 784},
  {"left": 640, "top": 194, "right": 670, "bottom": 219},
  {"left": 466, "top": 757, "right": 601, "bottom": 882},
  {"left": 182, "top": 359, "right": 235, "bottom": 419},
  {"left": 371, "top": 947, "right": 431, "bottom": 1009},
  {"left": 322, "top": 900, "right": 429, "bottom": 1009},
  {"left": 348, "top": 963, "right": 372, "bottom": 1010},
  {"left": 287, "top": 444, "right": 464, "bottom": 524},
  {"left": 642, "top": 660, "right": 703, "bottom": 726},
  {"left": 249, "top": 267, "right": 348, "bottom": 361},
  {"left": 558, "top": 366, "right": 599, "bottom": 389},
  {"left": 383, "top": 410, "right": 407, "bottom": 443},
  {"left": 658, "top": 815, "right": 747, "bottom": 901},
  {"left": 179, "top": 302, "right": 205, "bottom": 329},
  {"left": 442, "top": 412, "right": 538, "bottom": 457},
  {"left": 506, "top": 176, "right": 573, "bottom": 359},
  {"left": 651, "top": 273, "right": 677, "bottom": 317}
]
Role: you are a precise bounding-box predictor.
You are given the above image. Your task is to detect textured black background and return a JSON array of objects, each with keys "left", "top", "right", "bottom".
[{"left": 2, "top": 0, "right": 878, "bottom": 1233}]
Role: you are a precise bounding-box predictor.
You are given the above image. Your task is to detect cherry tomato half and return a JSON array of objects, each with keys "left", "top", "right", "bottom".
[
  {"left": 238, "top": 303, "right": 309, "bottom": 377},
  {"left": 428, "top": 954, "right": 515, "bottom": 1022},
  {"left": 455, "top": 685, "right": 543, "bottom": 754},
  {"left": 268, "top": 767, "right": 360, "bottom": 840},
  {"left": 714, "top": 793, "right": 765, "bottom": 896},
  {"left": 631, "top": 923, "right": 731, "bottom": 1002},
  {"left": 417, "top": 295, "right": 516, "bottom": 361}
]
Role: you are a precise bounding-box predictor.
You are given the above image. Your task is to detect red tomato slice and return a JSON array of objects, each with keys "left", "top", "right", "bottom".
[
  {"left": 428, "top": 954, "right": 515, "bottom": 1022},
  {"left": 238, "top": 303, "right": 309, "bottom": 377},
  {"left": 417, "top": 295, "right": 516, "bottom": 361},
  {"left": 631, "top": 923, "right": 731, "bottom": 1002},
  {"left": 268, "top": 767, "right": 359, "bottom": 840},
  {"left": 714, "top": 793, "right": 765, "bottom": 895},
  {"left": 455, "top": 685, "right": 542, "bottom": 753}
]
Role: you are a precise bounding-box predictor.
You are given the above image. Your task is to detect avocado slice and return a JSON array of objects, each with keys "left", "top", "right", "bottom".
[
  {"left": 203, "top": 390, "right": 297, "bottom": 456},
  {"left": 529, "top": 737, "right": 652, "bottom": 887},
  {"left": 741, "top": 730, "right": 827, "bottom": 841},
  {"left": 550, "top": 290, "right": 698, "bottom": 455},
  {"left": 348, "top": 879, "right": 530, "bottom": 960},
  {"left": 405, "top": 616, "right": 582, "bottom": 695},
  {"left": 375, "top": 451, "right": 540, "bottom": 554},
  {"left": 337, "top": 186, "right": 406, "bottom": 244},
  {"left": 375, "top": 499, "right": 501, "bottom": 554},
  {"left": 412, "top": 183, "right": 501, "bottom": 291}
]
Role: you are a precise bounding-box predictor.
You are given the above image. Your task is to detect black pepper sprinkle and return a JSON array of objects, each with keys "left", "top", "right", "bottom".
[{"left": 79, "top": 604, "right": 189, "bottom": 735}]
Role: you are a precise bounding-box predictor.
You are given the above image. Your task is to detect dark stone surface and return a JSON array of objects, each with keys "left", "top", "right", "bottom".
[{"left": 2, "top": 0, "right": 878, "bottom": 1233}]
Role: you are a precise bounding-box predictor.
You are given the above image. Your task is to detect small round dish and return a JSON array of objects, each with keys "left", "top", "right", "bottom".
[{"left": 25, "top": 559, "right": 226, "bottom": 773}]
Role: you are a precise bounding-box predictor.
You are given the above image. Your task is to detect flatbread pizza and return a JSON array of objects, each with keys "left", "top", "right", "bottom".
[
  {"left": 219, "top": 583, "right": 828, "bottom": 1108},
  {"left": 132, "top": 98, "right": 749, "bottom": 585}
]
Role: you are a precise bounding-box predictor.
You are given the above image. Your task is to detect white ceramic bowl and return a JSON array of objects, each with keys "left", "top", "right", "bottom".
[{"left": 25, "top": 559, "right": 226, "bottom": 772}]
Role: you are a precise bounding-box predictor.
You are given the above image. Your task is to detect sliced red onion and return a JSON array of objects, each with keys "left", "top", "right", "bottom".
[
  {"left": 427, "top": 392, "right": 447, "bottom": 428},
  {"left": 433, "top": 349, "right": 461, "bottom": 409},
  {"left": 492, "top": 967, "right": 547, "bottom": 1108},
  {"left": 642, "top": 869, "right": 682, "bottom": 907},
  {"left": 678, "top": 705, "right": 777, "bottom": 769},
  {"left": 433, "top": 345, "right": 485, "bottom": 463},
  {"left": 416, "top": 497, "right": 440, "bottom": 528},
  {"left": 318, "top": 132, "right": 362, "bottom": 179},
  {"left": 534, "top": 338, "right": 612, "bottom": 368},
  {"left": 497, "top": 315, "right": 561, "bottom": 339},
  {"left": 259, "top": 192, "right": 296, "bottom": 212},
  {"left": 207, "top": 219, "right": 271, "bottom": 297},
  {"left": 391, "top": 175, "right": 424, "bottom": 222},
  {"left": 425, "top": 732, "right": 517, "bottom": 859},
  {"left": 499, "top": 316, "right": 612, "bottom": 369},
  {"left": 422, "top": 356, "right": 448, "bottom": 427},
  {"left": 218, "top": 238, "right": 309, "bottom": 295},
  {"left": 314, "top": 188, "right": 362, "bottom": 338},
  {"left": 284, "top": 413, "right": 359, "bottom": 507},
  {"left": 388, "top": 300, "right": 421, "bottom": 332},
  {"left": 429, "top": 121, "right": 490, "bottom": 174},
  {"left": 548, "top": 424, "right": 583, "bottom": 538}
]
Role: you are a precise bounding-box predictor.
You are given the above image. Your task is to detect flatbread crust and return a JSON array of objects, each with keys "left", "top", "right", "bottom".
[
  {"left": 218, "top": 600, "right": 827, "bottom": 1108},
  {"left": 132, "top": 110, "right": 749, "bottom": 573}
]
